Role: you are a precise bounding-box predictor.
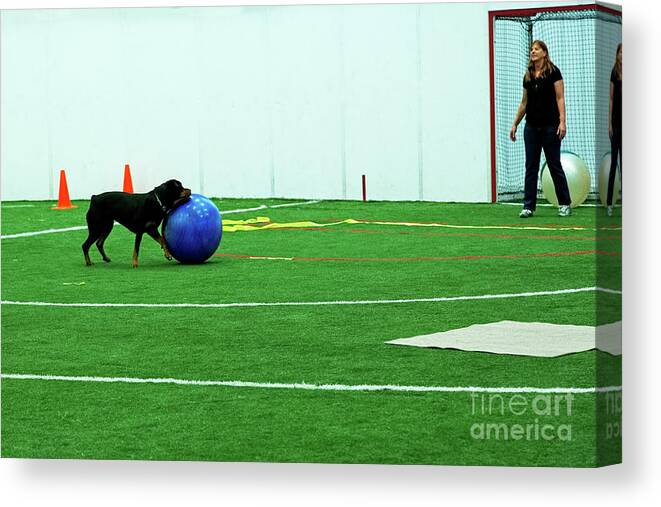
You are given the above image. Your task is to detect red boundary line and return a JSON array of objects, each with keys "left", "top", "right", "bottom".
[
  {"left": 488, "top": 10, "right": 497, "bottom": 203},
  {"left": 343, "top": 228, "right": 619, "bottom": 241},
  {"left": 487, "top": 3, "right": 622, "bottom": 203},
  {"left": 214, "top": 250, "right": 620, "bottom": 263},
  {"left": 234, "top": 225, "right": 621, "bottom": 241}
]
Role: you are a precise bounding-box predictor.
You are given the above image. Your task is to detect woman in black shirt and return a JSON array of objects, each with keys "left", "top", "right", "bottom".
[
  {"left": 510, "top": 40, "right": 572, "bottom": 218},
  {"left": 607, "top": 43, "right": 622, "bottom": 216}
]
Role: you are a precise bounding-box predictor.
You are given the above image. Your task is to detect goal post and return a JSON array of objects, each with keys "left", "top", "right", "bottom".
[{"left": 488, "top": 4, "right": 622, "bottom": 203}]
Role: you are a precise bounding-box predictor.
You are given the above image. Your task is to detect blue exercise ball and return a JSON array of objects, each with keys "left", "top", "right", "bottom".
[{"left": 164, "top": 194, "right": 222, "bottom": 264}]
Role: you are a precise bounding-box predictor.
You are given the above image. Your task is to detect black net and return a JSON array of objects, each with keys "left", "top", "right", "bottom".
[{"left": 492, "top": 8, "right": 621, "bottom": 201}]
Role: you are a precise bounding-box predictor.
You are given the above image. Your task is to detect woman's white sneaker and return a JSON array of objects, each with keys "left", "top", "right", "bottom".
[
  {"left": 519, "top": 209, "right": 534, "bottom": 218},
  {"left": 558, "top": 205, "right": 572, "bottom": 217}
]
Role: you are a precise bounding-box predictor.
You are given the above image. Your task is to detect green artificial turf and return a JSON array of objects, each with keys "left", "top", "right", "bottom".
[{"left": 0, "top": 198, "right": 622, "bottom": 466}]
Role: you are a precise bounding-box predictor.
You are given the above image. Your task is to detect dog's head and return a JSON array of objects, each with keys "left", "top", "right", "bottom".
[{"left": 152, "top": 179, "right": 191, "bottom": 213}]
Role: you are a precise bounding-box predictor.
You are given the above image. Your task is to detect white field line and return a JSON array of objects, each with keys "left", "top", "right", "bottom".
[
  {"left": 0, "top": 373, "right": 622, "bottom": 395},
  {"left": 1, "top": 204, "right": 36, "bottom": 208},
  {"left": 0, "top": 286, "right": 621, "bottom": 310},
  {"left": 1, "top": 225, "right": 88, "bottom": 239},
  {"left": 220, "top": 200, "right": 320, "bottom": 214},
  {"left": 500, "top": 202, "right": 622, "bottom": 208},
  {"left": 220, "top": 204, "right": 267, "bottom": 214},
  {"left": 269, "top": 200, "right": 320, "bottom": 209},
  {"left": 1, "top": 201, "right": 322, "bottom": 238}
]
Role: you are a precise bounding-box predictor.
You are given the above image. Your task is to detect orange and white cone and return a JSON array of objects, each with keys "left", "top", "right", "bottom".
[
  {"left": 123, "top": 163, "right": 134, "bottom": 193},
  {"left": 51, "top": 169, "right": 77, "bottom": 210}
]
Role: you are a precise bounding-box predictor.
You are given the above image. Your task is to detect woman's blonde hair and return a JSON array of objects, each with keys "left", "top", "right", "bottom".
[
  {"left": 524, "top": 40, "right": 555, "bottom": 83},
  {"left": 613, "top": 43, "right": 622, "bottom": 80}
]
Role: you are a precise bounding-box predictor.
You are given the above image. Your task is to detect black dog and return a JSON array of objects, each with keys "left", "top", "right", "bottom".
[{"left": 82, "top": 180, "right": 191, "bottom": 268}]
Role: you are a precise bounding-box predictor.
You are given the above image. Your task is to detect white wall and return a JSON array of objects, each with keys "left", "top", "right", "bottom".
[{"left": 0, "top": 1, "right": 595, "bottom": 202}]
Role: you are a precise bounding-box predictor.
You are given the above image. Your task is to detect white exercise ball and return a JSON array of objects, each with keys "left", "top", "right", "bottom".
[{"left": 541, "top": 152, "right": 591, "bottom": 208}]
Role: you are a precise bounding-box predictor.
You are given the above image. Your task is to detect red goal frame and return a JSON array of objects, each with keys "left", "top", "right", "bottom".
[{"left": 488, "top": 3, "right": 622, "bottom": 203}]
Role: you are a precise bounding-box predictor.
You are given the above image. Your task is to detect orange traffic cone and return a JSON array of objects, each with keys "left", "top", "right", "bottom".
[
  {"left": 51, "top": 169, "right": 77, "bottom": 210},
  {"left": 123, "top": 163, "right": 134, "bottom": 193}
]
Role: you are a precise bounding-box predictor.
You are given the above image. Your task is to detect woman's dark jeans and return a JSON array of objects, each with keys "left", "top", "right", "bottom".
[
  {"left": 607, "top": 127, "right": 622, "bottom": 206},
  {"left": 523, "top": 124, "right": 571, "bottom": 211}
]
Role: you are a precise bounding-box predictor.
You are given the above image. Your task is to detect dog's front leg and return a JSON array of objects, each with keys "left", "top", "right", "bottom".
[
  {"left": 147, "top": 225, "right": 172, "bottom": 261},
  {"left": 133, "top": 232, "right": 143, "bottom": 268},
  {"left": 161, "top": 238, "right": 173, "bottom": 261}
]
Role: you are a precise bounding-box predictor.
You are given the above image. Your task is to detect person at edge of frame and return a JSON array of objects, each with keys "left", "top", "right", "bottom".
[
  {"left": 607, "top": 43, "right": 622, "bottom": 217},
  {"left": 509, "top": 39, "right": 572, "bottom": 218}
]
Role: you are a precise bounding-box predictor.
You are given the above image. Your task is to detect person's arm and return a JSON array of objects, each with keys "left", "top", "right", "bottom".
[
  {"left": 510, "top": 89, "right": 527, "bottom": 142},
  {"left": 554, "top": 79, "right": 566, "bottom": 140},
  {"left": 608, "top": 81, "right": 614, "bottom": 138}
]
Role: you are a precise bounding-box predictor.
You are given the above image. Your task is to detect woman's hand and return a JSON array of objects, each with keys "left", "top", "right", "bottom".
[
  {"left": 510, "top": 124, "right": 517, "bottom": 142},
  {"left": 557, "top": 122, "right": 566, "bottom": 140},
  {"left": 554, "top": 80, "right": 566, "bottom": 140},
  {"left": 609, "top": 125, "right": 613, "bottom": 138}
]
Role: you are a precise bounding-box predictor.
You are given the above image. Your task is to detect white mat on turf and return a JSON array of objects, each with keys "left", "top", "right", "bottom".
[{"left": 386, "top": 321, "right": 621, "bottom": 357}]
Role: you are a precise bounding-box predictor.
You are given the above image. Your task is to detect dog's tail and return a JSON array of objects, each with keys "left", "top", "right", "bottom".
[{"left": 86, "top": 195, "right": 99, "bottom": 221}]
